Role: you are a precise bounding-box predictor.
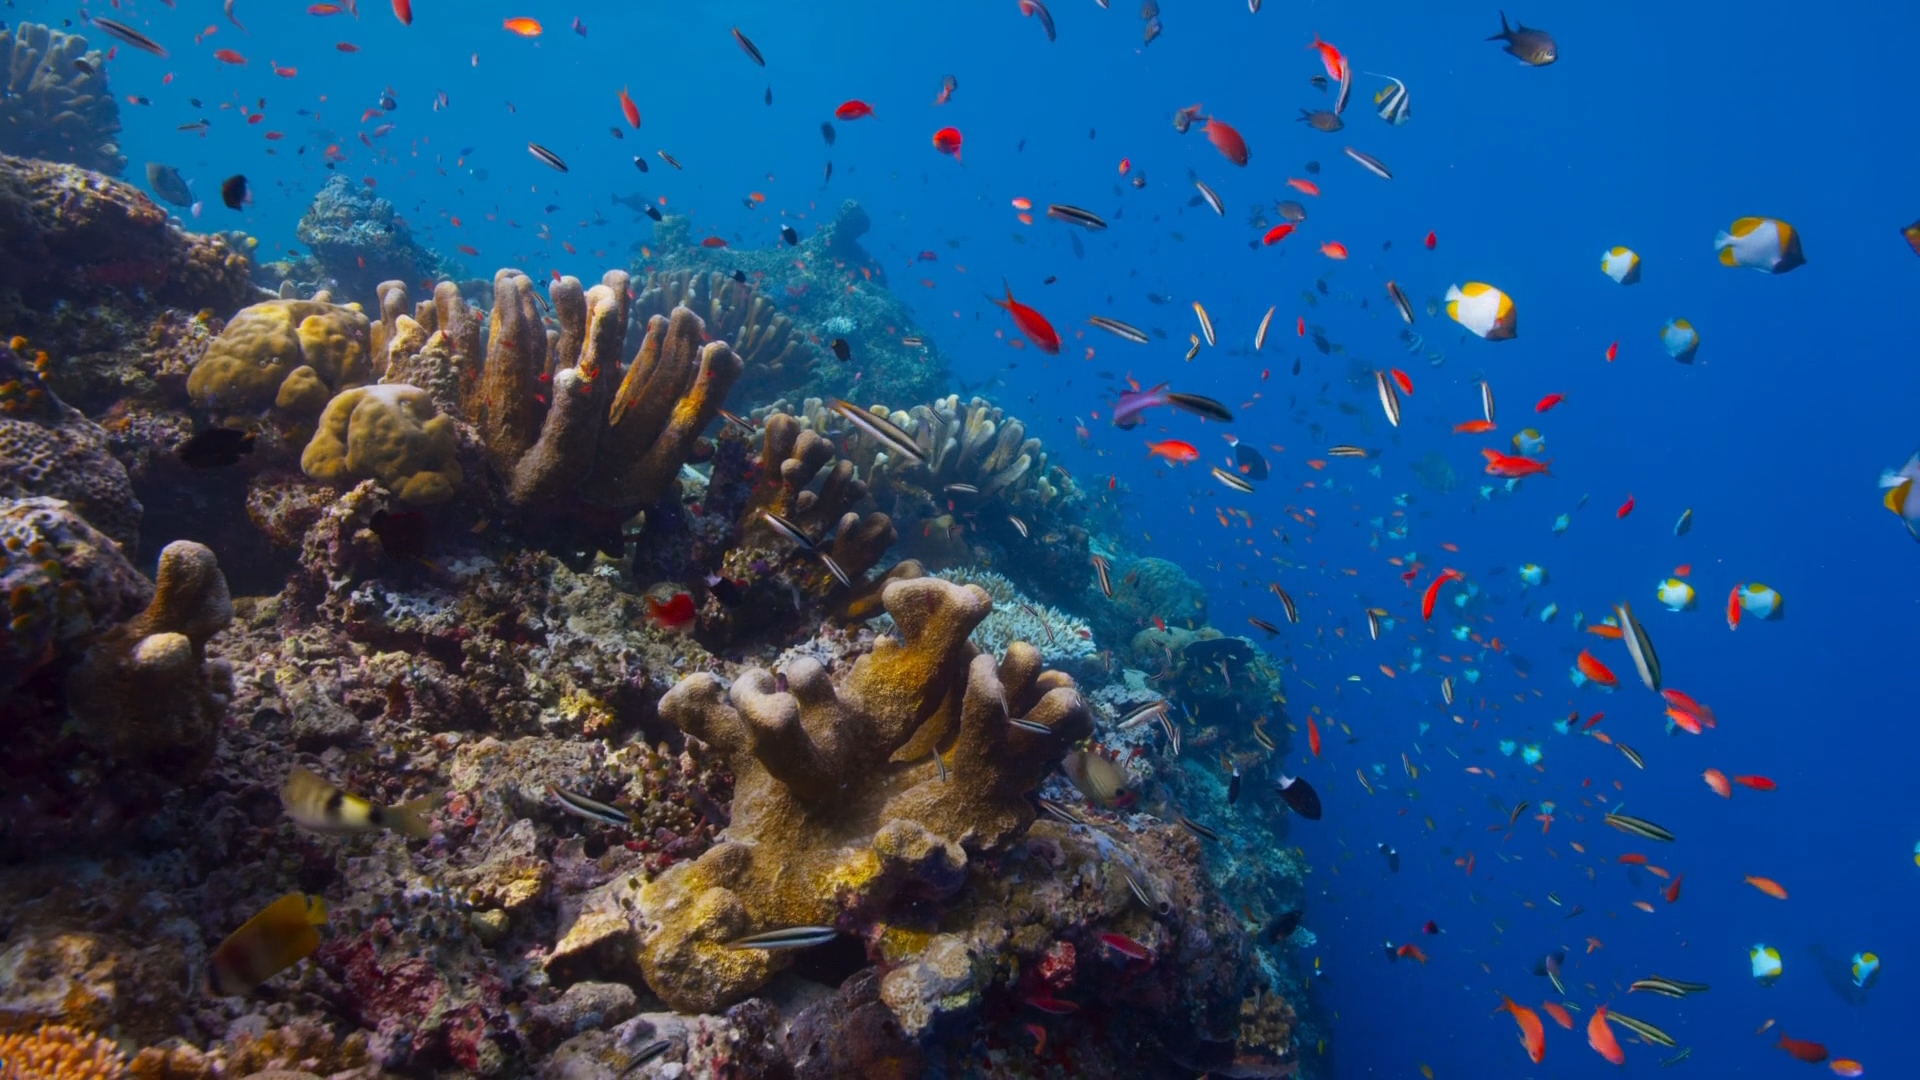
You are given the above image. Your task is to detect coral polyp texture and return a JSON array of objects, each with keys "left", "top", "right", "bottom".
[
  {"left": 627, "top": 575, "right": 1093, "bottom": 1012},
  {"left": 300, "top": 383, "right": 463, "bottom": 506},
  {"left": 0, "top": 1024, "right": 128, "bottom": 1080},
  {"left": 186, "top": 297, "right": 374, "bottom": 417},
  {"left": 0, "top": 24, "right": 125, "bottom": 176}
]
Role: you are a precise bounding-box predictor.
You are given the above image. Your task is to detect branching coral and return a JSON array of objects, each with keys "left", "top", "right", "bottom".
[
  {"left": 926, "top": 567, "right": 1094, "bottom": 664},
  {"left": 186, "top": 297, "right": 373, "bottom": 418},
  {"left": 630, "top": 576, "right": 1093, "bottom": 1012},
  {"left": 0, "top": 1024, "right": 127, "bottom": 1079},
  {"left": 0, "top": 23, "right": 124, "bottom": 176},
  {"left": 65, "top": 539, "right": 232, "bottom": 776}
]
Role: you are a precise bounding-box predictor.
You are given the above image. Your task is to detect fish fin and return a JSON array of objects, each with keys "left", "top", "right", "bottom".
[
  {"left": 1717, "top": 244, "right": 1739, "bottom": 267},
  {"left": 1488, "top": 10, "right": 1512, "bottom": 39},
  {"left": 1884, "top": 477, "right": 1911, "bottom": 513},
  {"left": 304, "top": 894, "right": 330, "bottom": 926},
  {"left": 385, "top": 790, "right": 442, "bottom": 839}
]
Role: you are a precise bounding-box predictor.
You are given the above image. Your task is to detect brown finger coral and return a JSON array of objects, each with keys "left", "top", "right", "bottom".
[
  {"left": 632, "top": 269, "right": 813, "bottom": 401},
  {"left": 628, "top": 575, "right": 1092, "bottom": 1012}
]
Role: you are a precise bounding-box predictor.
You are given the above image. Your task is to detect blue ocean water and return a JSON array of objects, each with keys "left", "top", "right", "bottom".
[{"left": 56, "top": 0, "right": 1915, "bottom": 1073}]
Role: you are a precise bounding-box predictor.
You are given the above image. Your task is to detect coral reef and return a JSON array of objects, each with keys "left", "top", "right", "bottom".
[
  {"left": 284, "top": 175, "right": 456, "bottom": 303},
  {"left": 628, "top": 576, "right": 1094, "bottom": 1012},
  {"left": 928, "top": 566, "right": 1096, "bottom": 667},
  {"left": 0, "top": 496, "right": 151, "bottom": 699},
  {"left": 0, "top": 153, "right": 258, "bottom": 311},
  {"left": 0, "top": 338, "right": 142, "bottom": 548},
  {"left": 0, "top": 1024, "right": 128, "bottom": 1078},
  {"left": 0, "top": 23, "right": 124, "bottom": 176},
  {"left": 186, "top": 298, "right": 373, "bottom": 418},
  {"left": 630, "top": 269, "right": 815, "bottom": 404},
  {"left": 301, "top": 384, "right": 462, "bottom": 506}
]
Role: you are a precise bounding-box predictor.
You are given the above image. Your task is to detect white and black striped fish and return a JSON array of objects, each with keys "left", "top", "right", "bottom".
[
  {"left": 1089, "top": 315, "right": 1150, "bottom": 343},
  {"left": 1192, "top": 301, "right": 1216, "bottom": 347},
  {"left": 1374, "top": 370, "right": 1402, "bottom": 427},
  {"left": 1344, "top": 146, "right": 1392, "bottom": 180},
  {"left": 829, "top": 398, "right": 928, "bottom": 464},
  {"left": 1386, "top": 280, "right": 1415, "bottom": 325},
  {"left": 1369, "top": 73, "right": 1411, "bottom": 125},
  {"left": 1255, "top": 305, "right": 1275, "bottom": 351},
  {"left": 1193, "top": 178, "right": 1224, "bottom": 216},
  {"left": 1046, "top": 203, "right": 1107, "bottom": 230},
  {"left": 527, "top": 141, "right": 570, "bottom": 172},
  {"left": 1091, "top": 553, "right": 1114, "bottom": 598}
]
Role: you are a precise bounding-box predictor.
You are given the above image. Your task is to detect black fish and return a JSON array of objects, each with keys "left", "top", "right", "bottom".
[
  {"left": 1266, "top": 909, "right": 1303, "bottom": 941},
  {"left": 1291, "top": 358, "right": 1301, "bottom": 375},
  {"left": 644, "top": 205, "right": 662, "bottom": 222},
  {"left": 1227, "top": 765, "right": 1241, "bottom": 805},
  {"left": 368, "top": 509, "right": 428, "bottom": 560},
  {"left": 1305, "top": 160, "right": 1321, "bottom": 174},
  {"left": 220, "top": 174, "right": 248, "bottom": 210},
  {"left": 1043, "top": 275, "right": 1057, "bottom": 285},
  {"left": 820, "top": 121, "right": 836, "bottom": 146},
  {"left": 706, "top": 574, "right": 743, "bottom": 606},
  {"left": 1229, "top": 437, "right": 1269, "bottom": 480},
  {"left": 632, "top": 154, "right": 649, "bottom": 173},
  {"left": 1275, "top": 773, "right": 1322, "bottom": 820},
  {"left": 765, "top": 86, "right": 772, "bottom": 105},
  {"left": 1488, "top": 10, "right": 1558, "bottom": 66},
  {"left": 379, "top": 87, "right": 398, "bottom": 111},
  {"left": 731, "top": 270, "right": 747, "bottom": 283},
  {"left": 780, "top": 224, "right": 799, "bottom": 246},
  {"left": 829, "top": 338, "right": 852, "bottom": 362},
  {"left": 1378, "top": 842, "right": 1399, "bottom": 872},
  {"left": 177, "top": 427, "right": 254, "bottom": 468}
]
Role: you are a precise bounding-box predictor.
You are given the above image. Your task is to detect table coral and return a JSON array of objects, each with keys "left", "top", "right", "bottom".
[
  {"left": 65, "top": 539, "right": 233, "bottom": 776},
  {"left": 0, "top": 23, "right": 124, "bottom": 176},
  {"left": 300, "top": 384, "right": 463, "bottom": 506},
  {"left": 630, "top": 575, "right": 1093, "bottom": 1012},
  {"left": 187, "top": 298, "right": 373, "bottom": 417}
]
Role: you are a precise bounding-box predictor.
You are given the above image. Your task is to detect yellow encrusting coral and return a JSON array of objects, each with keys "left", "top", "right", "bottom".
[
  {"left": 186, "top": 298, "right": 372, "bottom": 415},
  {"left": 633, "top": 576, "right": 1092, "bottom": 1012},
  {"left": 299, "top": 384, "right": 462, "bottom": 506}
]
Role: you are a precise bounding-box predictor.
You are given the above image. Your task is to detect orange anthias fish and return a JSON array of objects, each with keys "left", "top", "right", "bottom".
[
  {"left": 618, "top": 86, "right": 641, "bottom": 128},
  {"left": 214, "top": 48, "right": 247, "bottom": 63},
  {"left": 1541, "top": 1001, "right": 1574, "bottom": 1030},
  {"left": 1482, "top": 448, "right": 1553, "bottom": 478},
  {"left": 1745, "top": 875, "right": 1789, "bottom": 900},
  {"left": 1287, "top": 177, "right": 1321, "bottom": 197},
  {"left": 991, "top": 281, "right": 1060, "bottom": 353},
  {"left": 1422, "top": 569, "right": 1462, "bottom": 621},
  {"left": 1262, "top": 223, "right": 1296, "bottom": 245},
  {"left": 1587, "top": 623, "right": 1625, "bottom": 640},
  {"left": 1308, "top": 715, "right": 1321, "bottom": 757},
  {"left": 1320, "top": 241, "right": 1349, "bottom": 260},
  {"left": 1395, "top": 943, "right": 1428, "bottom": 964},
  {"left": 1454, "top": 419, "right": 1496, "bottom": 434},
  {"left": 1588, "top": 1005, "right": 1626, "bottom": 1064},
  {"left": 1734, "top": 775, "right": 1777, "bottom": 791},
  {"left": 1702, "top": 768, "right": 1732, "bottom": 798},
  {"left": 1575, "top": 650, "right": 1619, "bottom": 688},
  {"left": 1500, "top": 996, "right": 1546, "bottom": 1064},
  {"left": 1146, "top": 440, "right": 1199, "bottom": 463},
  {"left": 1535, "top": 393, "right": 1564, "bottom": 413},
  {"left": 834, "top": 99, "right": 874, "bottom": 120},
  {"left": 1777, "top": 1034, "right": 1828, "bottom": 1063},
  {"left": 502, "top": 16, "right": 542, "bottom": 36},
  {"left": 1308, "top": 34, "right": 1349, "bottom": 81},
  {"left": 1204, "top": 117, "right": 1249, "bottom": 166},
  {"left": 932, "top": 126, "right": 963, "bottom": 159}
]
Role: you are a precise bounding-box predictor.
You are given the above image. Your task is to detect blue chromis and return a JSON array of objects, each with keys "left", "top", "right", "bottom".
[
  {"left": 1878, "top": 451, "right": 1920, "bottom": 541},
  {"left": 1519, "top": 563, "right": 1547, "bottom": 587},
  {"left": 1737, "top": 583, "right": 1785, "bottom": 621},
  {"left": 1661, "top": 319, "right": 1700, "bottom": 363},
  {"left": 1656, "top": 578, "right": 1696, "bottom": 612},
  {"left": 208, "top": 892, "right": 328, "bottom": 996},
  {"left": 1851, "top": 952, "right": 1880, "bottom": 989},
  {"left": 1751, "top": 943, "right": 1782, "bottom": 983},
  {"left": 1600, "top": 246, "right": 1641, "bottom": 285},
  {"left": 1714, "top": 216, "right": 1805, "bottom": 274}
]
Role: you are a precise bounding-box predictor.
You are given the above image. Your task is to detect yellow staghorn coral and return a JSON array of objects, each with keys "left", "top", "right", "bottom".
[
  {"left": 186, "top": 298, "right": 372, "bottom": 417},
  {"left": 628, "top": 576, "right": 1092, "bottom": 1012},
  {"left": 0, "top": 1024, "right": 128, "bottom": 1080},
  {"left": 299, "top": 384, "right": 463, "bottom": 506}
]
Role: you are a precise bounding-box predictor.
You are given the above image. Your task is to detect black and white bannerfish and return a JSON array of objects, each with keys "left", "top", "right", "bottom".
[
  {"left": 1386, "top": 280, "right": 1415, "bottom": 325},
  {"left": 1368, "top": 72, "right": 1411, "bottom": 125},
  {"left": 1193, "top": 178, "right": 1224, "bottom": 216},
  {"left": 1088, "top": 315, "right": 1149, "bottom": 343},
  {"left": 281, "top": 766, "right": 436, "bottom": 838},
  {"left": 1274, "top": 771, "right": 1323, "bottom": 820},
  {"left": 1254, "top": 305, "right": 1275, "bottom": 351},
  {"left": 829, "top": 398, "right": 928, "bottom": 464},
  {"left": 1046, "top": 203, "right": 1107, "bottom": 229},
  {"left": 1344, "top": 146, "right": 1393, "bottom": 180},
  {"left": 1614, "top": 601, "right": 1662, "bottom": 691},
  {"left": 726, "top": 926, "right": 840, "bottom": 951},
  {"left": 1270, "top": 584, "right": 1299, "bottom": 623},
  {"left": 1091, "top": 553, "right": 1114, "bottom": 598},
  {"left": 527, "top": 142, "right": 569, "bottom": 172},
  {"left": 1480, "top": 379, "right": 1497, "bottom": 423},
  {"left": 1211, "top": 466, "right": 1254, "bottom": 494},
  {"left": 760, "top": 509, "right": 816, "bottom": 552},
  {"left": 1374, "top": 370, "right": 1402, "bottom": 427},
  {"left": 1225, "top": 435, "right": 1269, "bottom": 480},
  {"left": 548, "top": 784, "right": 636, "bottom": 829},
  {"left": 1192, "top": 301, "right": 1216, "bottom": 347}
]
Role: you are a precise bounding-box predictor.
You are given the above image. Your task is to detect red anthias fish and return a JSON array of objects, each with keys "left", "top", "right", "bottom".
[
  {"left": 1481, "top": 448, "right": 1552, "bottom": 478},
  {"left": 1204, "top": 117, "right": 1249, "bottom": 166},
  {"left": 990, "top": 281, "right": 1060, "bottom": 353},
  {"left": 646, "top": 592, "right": 696, "bottom": 631}
]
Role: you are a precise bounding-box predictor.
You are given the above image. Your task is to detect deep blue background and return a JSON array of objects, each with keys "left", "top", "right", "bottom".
[{"left": 42, "top": 0, "right": 1916, "bottom": 1073}]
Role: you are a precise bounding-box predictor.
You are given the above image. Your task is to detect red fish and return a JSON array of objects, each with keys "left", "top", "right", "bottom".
[
  {"left": 1454, "top": 419, "right": 1496, "bottom": 434},
  {"left": 1421, "top": 569, "right": 1462, "bottom": 621},
  {"left": 1204, "top": 117, "right": 1249, "bottom": 166},
  {"left": 1588, "top": 1005, "right": 1626, "bottom": 1064},
  {"left": 1665, "top": 874, "right": 1683, "bottom": 904},
  {"left": 1424, "top": 230, "right": 1437, "bottom": 250},
  {"left": 1541, "top": 1001, "right": 1574, "bottom": 1030},
  {"left": 1665, "top": 707, "right": 1703, "bottom": 735},
  {"left": 1777, "top": 1035, "right": 1828, "bottom": 1064},
  {"left": 1727, "top": 585, "right": 1743, "bottom": 630},
  {"left": 1394, "top": 943, "right": 1428, "bottom": 964},
  {"left": 1605, "top": 340, "right": 1619, "bottom": 362},
  {"left": 1145, "top": 440, "right": 1199, "bottom": 463},
  {"left": 1481, "top": 448, "right": 1552, "bottom": 478},
  {"left": 1423, "top": 920, "right": 1440, "bottom": 934},
  {"left": 1500, "top": 997, "right": 1546, "bottom": 1064},
  {"left": 1308, "top": 715, "right": 1321, "bottom": 757},
  {"left": 1616, "top": 853, "right": 1649, "bottom": 865},
  {"left": 1023, "top": 995, "right": 1079, "bottom": 1015},
  {"left": 1099, "top": 932, "right": 1152, "bottom": 961},
  {"left": 214, "top": 48, "right": 247, "bottom": 63},
  {"left": 834, "top": 99, "right": 874, "bottom": 120},
  {"left": 645, "top": 592, "right": 696, "bottom": 631},
  {"left": 1661, "top": 689, "right": 1717, "bottom": 728},
  {"left": 990, "top": 281, "right": 1059, "bottom": 353},
  {"left": 618, "top": 86, "right": 641, "bottom": 128},
  {"left": 1616, "top": 494, "right": 1635, "bottom": 519},
  {"left": 1575, "top": 650, "right": 1618, "bottom": 689},
  {"left": 1320, "top": 241, "right": 1349, "bottom": 260},
  {"left": 1390, "top": 368, "right": 1413, "bottom": 395},
  {"left": 1734, "top": 775, "right": 1777, "bottom": 791},
  {"left": 309, "top": 3, "right": 344, "bottom": 12},
  {"left": 336, "top": 41, "right": 360, "bottom": 51},
  {"left": 932, "top": 126, "right": 962, "bottom": 159},
  {"left": 391, "top": 0, "right": 412, "bottom": 25},
  {"left": 1535, "top": 393, "right": 1564, "bottom": 413},
  {"left": 456, "top": 244, "right": 479, "bottom": 256},
  {"left": 1308, "top": 34, "right": 1349, "bottom": 81},
  {"left": 1296, "top": 316, "right": 1305, "bottom": 337},
  {"left": 1262, "top": 223, "right": 1295, "bottom": 246},
  {"left": 1287, "top": 177, "right": 1321, "bottom": 197},
  {"left": 700, "top": 236, "right": 728, "bottom": 248}
]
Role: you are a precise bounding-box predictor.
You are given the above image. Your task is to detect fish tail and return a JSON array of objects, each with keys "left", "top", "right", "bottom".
[
  {"left": 386, "top": 790, "right": 441, "bottom": 838},
  {"left": 1489, "top": 9, "right": 1512, "bottom": 38}
]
